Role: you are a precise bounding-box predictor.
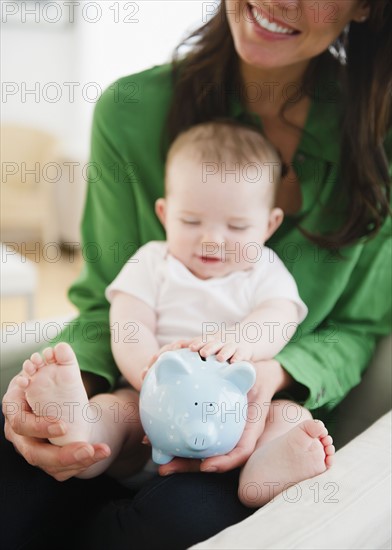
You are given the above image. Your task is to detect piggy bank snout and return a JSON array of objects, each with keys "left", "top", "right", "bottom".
[
  {"left": 184, "top": 422, "right": 217, "bottom": 451},
  {"left": 186, "top": 432, "right": 215, "bottom": 451}
]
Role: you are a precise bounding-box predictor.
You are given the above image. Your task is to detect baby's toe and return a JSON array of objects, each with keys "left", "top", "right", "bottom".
[
  {"left": 22, "top": 359, "right": 36, "bottom": 376},
  {"left": 325, "top": 443, "right": 335, "bottom": 456},
  {"left": 53, "top": 342, "right": 78, "bottom": 365},
  {"left": 301, "top": 419, "right": 328, "bottom": 439},
  {"left": 16, "top": 374, "right": 30, "bottom": 388},
  {"left": 321, "top": 435, "right": 333, "bottom": 447},
  {"left": 325, "top": 450, "right": 335, "bottom": 468},
  {"left": 42, "top": 347, "right": 56, "bottom": 364},
  {"left": 29, "top": 353, "right": 46, "bottom": 369}
]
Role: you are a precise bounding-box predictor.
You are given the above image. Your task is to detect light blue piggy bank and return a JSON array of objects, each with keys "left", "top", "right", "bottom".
[{"left": 139, "top": 348, "right": 256, "bottom": 464}]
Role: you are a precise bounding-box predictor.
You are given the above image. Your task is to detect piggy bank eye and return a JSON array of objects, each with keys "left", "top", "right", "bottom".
[{"left": 194, "top": 402, "right": 198, "bottom": 406}]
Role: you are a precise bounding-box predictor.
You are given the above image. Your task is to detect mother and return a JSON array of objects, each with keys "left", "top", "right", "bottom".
[{"left": 3, "top": 1, "right": 391, "bottom": 549}]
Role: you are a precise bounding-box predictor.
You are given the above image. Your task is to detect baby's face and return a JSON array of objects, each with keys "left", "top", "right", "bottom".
[{"left": 156, "top": 154, "right": 282, "bottom": 280}]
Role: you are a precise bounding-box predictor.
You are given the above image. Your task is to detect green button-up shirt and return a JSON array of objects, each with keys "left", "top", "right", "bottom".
[{"left": 57, "top": 64, "right": 392, "bottom": 412}]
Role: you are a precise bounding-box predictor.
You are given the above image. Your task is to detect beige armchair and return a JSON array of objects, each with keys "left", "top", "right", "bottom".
[{"left": 1, "top": 124, "right": 60, "bottom": 244}]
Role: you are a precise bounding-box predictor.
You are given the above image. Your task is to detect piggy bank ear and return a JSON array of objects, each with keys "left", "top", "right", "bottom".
[
  {"left": 220, "top": 362, "right": 256, "bottom": 395},
  {"left": 155, "top": 351, "right": 192, "bottom": 385}
]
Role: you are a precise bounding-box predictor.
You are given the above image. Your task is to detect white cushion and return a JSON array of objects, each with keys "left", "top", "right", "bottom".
[{"left": 190, "top": 412, "right": 391, "bottom": 550}]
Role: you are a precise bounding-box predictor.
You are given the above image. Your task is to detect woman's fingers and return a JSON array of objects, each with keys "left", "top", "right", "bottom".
[
  {"left": 200, "top": 448, "right": 250, "bottom": 473},
  {"left": 156, "top": 416, "right": 261, "bottom": 475},
  {"left": 198, "top": 397, "right": 267, "bottom": 473},
  {"left": 50, "top": 443, "right": 111, "bottom": 480},
  {"left": 3, "top": 377, "right": 67, "bottom": 440},
  {"left": 158, "top": 457, "right": 202, "bottom": 476},
  {"left": 3, "top": 398, "right": 66, "bottom": 440},
  {"left": 156, "top": 436, "right": 254, "bottom": 476},
  {"left": 200, "top": 429, "right": 258, "bottom": 473},
  {"left": 3, "top": 372, "right": 111, "bottom": 481},
  {"left": 5, "top": 422, "right": 110, "bottom": 481}
]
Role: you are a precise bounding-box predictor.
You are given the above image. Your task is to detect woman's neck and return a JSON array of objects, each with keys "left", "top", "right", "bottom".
[{"left": 240, "top": 60, "right": 310, "bottom": 118}]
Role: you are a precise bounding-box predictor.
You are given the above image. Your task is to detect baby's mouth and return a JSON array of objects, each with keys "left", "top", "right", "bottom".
[{"left": 198, "top": 255, "right": 222, "bottom": 264}]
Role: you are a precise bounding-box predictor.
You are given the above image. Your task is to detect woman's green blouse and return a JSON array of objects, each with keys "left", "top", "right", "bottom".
[{"left": 56, "top": 64, "right": 392, "bottom": 412}]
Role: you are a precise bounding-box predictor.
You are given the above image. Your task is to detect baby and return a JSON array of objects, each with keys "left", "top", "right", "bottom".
[{"left": 19, "top": 122, "right": 334, "bottom": 506}]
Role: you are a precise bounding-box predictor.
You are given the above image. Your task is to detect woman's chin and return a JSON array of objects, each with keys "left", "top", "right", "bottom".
[{"left": 235, "top": 41, "right": 285, "bottom": 71}]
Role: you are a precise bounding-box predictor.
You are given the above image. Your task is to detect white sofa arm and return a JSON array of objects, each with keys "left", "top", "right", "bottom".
[{"left": 191, "top": 412, "right": 392, "bottom": 550}]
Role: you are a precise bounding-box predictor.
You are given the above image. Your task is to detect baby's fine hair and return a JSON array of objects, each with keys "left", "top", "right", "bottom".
[
  {"left": 165, "top": 120, "right": 282, "bottom": 201},
  {"left": 166, "top": 120, "right": 282, "bottom": 174}
]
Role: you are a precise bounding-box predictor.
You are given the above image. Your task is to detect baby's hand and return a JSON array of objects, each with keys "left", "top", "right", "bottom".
[{"left": 189, "top": 337, "right": 252, "bottom": 363}]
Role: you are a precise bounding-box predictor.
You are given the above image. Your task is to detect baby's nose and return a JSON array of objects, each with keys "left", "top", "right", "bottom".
[{"left": 201, "top": 228, "right": 224, "bottom": 245}]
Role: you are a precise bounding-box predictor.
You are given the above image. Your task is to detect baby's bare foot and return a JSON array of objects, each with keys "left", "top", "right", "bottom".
[
  {"left": 239, "top": 419, "right": 335, "bottom": 507},
  {"left": 21, "top": 343, "right": 92, "bottom": 445}
]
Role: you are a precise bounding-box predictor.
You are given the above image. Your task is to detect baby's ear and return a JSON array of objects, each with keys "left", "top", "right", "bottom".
[
  {"left": 155, "top": 198, "right": 166, "bottom": 227},
  {"left": 265, "top": 208, "right": 284, "bottom": 240}
]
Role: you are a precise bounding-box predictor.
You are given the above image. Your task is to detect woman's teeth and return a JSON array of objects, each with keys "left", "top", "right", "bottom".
[{"left": 251, "top": 7, "right": 295, "bottom": 35}]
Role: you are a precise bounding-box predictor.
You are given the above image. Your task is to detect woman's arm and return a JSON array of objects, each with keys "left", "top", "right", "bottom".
[{"left": 275, "top": 215, "right": 392, "bottom": 413}]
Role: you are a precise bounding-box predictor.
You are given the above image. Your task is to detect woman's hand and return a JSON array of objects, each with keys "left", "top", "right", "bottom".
[
  {"left": 2, "top": 374, "right": 110, "bottom": 482},
  {"left": 157, "top": 359, "right": 291, "bottom": 475}
]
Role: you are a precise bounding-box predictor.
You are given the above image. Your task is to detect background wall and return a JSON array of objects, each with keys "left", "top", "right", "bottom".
[{"left": 1, "top": 0, "right": 214, "bottom": 240}]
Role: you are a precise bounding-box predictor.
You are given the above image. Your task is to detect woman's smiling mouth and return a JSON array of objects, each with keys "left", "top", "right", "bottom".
[{"left": 247, "top": 3, "right": 300, "bottom": 36}]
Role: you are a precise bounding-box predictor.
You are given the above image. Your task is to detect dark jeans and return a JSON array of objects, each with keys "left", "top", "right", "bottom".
[{"left": 1, "top": 412, "right": 254, "bottom": 550}]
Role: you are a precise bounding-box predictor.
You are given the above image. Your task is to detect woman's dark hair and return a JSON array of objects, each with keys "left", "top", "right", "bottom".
[{"left": 165, "top": 0, "right": 392, "bottom": 249}]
